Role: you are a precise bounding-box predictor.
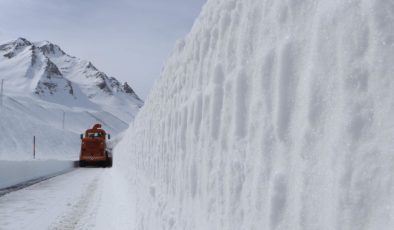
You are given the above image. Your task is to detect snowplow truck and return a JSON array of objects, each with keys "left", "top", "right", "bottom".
[{"left": 79, "top": 124, "right": 113, "bottom": 167}]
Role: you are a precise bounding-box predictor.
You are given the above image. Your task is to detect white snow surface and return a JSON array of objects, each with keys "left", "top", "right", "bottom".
[
  {"left": 0, "top": 168, "right": 135, "bottom": 230},
  {"left": 0, "top": 38, "right": 142, "bottom": 160},
  {"left": 116, "top": 0, "right": 394, "bottom": 229}
]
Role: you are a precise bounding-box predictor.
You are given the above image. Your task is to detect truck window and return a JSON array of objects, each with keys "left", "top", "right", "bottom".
[{"left": 88, "top": 132, "right": 103, "bottom": 138}]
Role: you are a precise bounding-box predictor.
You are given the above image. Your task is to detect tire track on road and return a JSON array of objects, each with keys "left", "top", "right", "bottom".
[{"left": 49, "top": 170, "right": 103, "bottom": 230}]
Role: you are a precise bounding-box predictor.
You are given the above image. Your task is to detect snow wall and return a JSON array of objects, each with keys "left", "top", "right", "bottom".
[
  {"left": 0, "top": 160, "right": 77, "bottom": 189},
  {"left": 116, "top": 0, "right": 394, "bottom": 229}
]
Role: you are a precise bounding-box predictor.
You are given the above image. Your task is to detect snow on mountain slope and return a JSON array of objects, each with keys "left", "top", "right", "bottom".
[
  {"left": 0, "top": 38, "right": 142, "bottom": 160},
  {"left": 116, "top": 0, "right": 394, "bottom": 229},
  {"left": 0, "top": 38, "right": 142, "bottom": 119},
  {"left": 0, "top": 38, "right": 90, "bottom": 108},
  {"left": 34, "top": 40, "right": 143, "bottom": 121},
  {"left": 0, "top": 94, "right": 128, "bottom": 160}
]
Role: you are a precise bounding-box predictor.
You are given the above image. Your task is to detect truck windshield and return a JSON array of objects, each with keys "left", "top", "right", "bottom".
[{"left": 88, "top": 133, "right": 102, "bottom": 138}]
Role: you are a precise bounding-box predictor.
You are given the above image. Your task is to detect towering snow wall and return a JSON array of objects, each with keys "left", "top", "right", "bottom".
[{"left": 117, "top": 0, "right": 394, "bottom": 229}]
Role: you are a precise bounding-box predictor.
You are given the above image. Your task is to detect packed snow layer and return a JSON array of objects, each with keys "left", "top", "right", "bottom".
[{"left": 116, "top": 0, "right": 394, "bottom": 229}]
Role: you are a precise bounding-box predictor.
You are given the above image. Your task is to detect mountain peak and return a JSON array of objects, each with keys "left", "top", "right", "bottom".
[
  {"left": 0, "top": 37, "right": 32, "bottom": 58},
  {"left": 35, "top": 41, "right": 66, "bottom": 57},
  {"left": 86, "top": 61, "right": 98, "bottom": 71},
  {"left": 14, "top": 37, "right": 32, "bottom": 46},
  {"left": 123, "top": 82, "right": 136, "bottom": 95},
  {"left": 0, "top": 38, "right": 143, "bottom": 111}
]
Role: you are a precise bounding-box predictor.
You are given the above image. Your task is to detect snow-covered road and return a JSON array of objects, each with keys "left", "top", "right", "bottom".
[{"left": 0, "top": 168, "right": 135, "bottom": 230}]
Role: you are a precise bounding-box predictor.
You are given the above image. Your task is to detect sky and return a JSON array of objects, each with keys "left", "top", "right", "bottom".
[{"left": 0, "top": 0, "right": 207, "bottom": 99}]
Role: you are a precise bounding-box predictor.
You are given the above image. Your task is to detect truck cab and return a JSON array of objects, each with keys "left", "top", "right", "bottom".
[{"left": 79, "top": 124, "right": 113, "bottom": 167}]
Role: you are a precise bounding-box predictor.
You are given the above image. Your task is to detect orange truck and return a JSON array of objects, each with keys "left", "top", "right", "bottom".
[{"left": 79, "top": 124, "right": 113, "bottom": 167}]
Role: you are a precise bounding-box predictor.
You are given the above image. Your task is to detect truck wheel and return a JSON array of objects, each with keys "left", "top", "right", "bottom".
[
  {"left": 108, "top": 157, "right": 113, "bottom": 168},
  {"left": 105, "top": 151, "right": 113, "bottom": 168},
  {"left": 79, "top": 161, "right": 86, "bottom": 167}
]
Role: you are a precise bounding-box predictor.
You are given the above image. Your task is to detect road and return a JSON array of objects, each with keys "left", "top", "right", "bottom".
[{"left": 0, "top": 168, "right": 135, "bottom": 230}]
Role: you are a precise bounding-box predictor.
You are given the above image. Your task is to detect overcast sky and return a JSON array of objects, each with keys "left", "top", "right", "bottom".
[{"left": 0, "top": 0, "right": 207, "bottom": 99}]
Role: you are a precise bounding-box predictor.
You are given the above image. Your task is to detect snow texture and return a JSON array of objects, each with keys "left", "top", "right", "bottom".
[
  {"left": 116, "top": 0, "right": 394, "bottom": 229},
  {"left": 0, "top": 168, "right": 135, "bottom": 230}
]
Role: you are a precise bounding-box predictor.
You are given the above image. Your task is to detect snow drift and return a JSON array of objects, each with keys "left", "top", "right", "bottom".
[{"left": 117, "top": 0, "right": 394, "bottom": 229}]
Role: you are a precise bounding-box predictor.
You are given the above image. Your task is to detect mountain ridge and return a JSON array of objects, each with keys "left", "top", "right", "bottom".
[{"left": 0, "top": 37, "right": 143, "bottom": 110}]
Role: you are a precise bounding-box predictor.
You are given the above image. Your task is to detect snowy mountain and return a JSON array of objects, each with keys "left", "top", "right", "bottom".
[
  {"left": 0, "top": 38, "right": 143, "bottom": 160},
  {"left": 116, "top": 0, "right": 394, "bottom": 229},
  {"left": 0, "top": 38, "right": 143, "bottom": 119}
]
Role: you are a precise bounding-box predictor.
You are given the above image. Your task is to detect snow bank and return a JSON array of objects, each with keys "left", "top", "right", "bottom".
[
  {"left": 117, "top": 0, "right": 394, "bottom": 229},
  {"left": 0, "top": 94, "right": 126, "bottom": 160},
  {"left": 0, "top": 160, "right": 76, "bottom": 189}
]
